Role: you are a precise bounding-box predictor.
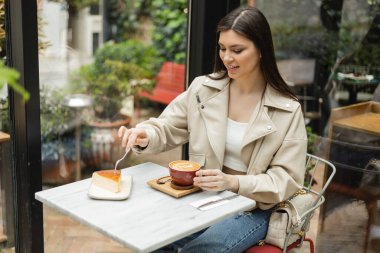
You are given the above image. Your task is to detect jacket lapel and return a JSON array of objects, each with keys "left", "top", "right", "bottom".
[
  {"left": 198, "top": 77, "right": 229, "bottom": 168},
  {"left": 241, "top": 105, "right": 276, "bottom": 148},
  {"left": 241, "top": 85, "right": 293, "bottom": 148}
]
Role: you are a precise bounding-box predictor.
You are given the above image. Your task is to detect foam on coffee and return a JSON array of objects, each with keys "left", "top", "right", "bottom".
[{"left": 170, "top": 161, "right": 200, "bottom": 171}]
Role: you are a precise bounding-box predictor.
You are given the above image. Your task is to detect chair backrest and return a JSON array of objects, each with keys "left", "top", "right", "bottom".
[
  {"left": 281, "top": 154, "right": 336, "bottom": 253},
  {"left": 304, "top": 153, "right": 336, "bottom": 200},
  {"left": 277, "top": 59, "right": 316, "bottom": 86},
  {"left": 155, "top": 62, "right": 185, "bottom": 93},
  {"left": 244, "top": 154, "right": 336, "bottom": 253}
]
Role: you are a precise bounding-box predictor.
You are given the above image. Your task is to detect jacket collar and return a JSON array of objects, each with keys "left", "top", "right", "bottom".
[
  {"left": 262, "top": 85, "right": 295, "bottom": 113},
  {"left": 201, "top": 76, "right": 296, "bottom": 112},
  {"left": 201, "top": 75, "right": 230, "bottom": 91},
  {"left": 241, "top": 85, "right": 296, "bottom": 147}
]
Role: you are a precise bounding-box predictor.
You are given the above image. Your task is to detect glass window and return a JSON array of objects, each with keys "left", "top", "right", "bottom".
[
  {"left": 1, "top": 0, "right": 17, "bottom": 248},
  {"left": 37, "top": 0, "right": 187, "bottom": 250},
  {"left": 252, "top": 1, "right": 380, "bottom": 252}
]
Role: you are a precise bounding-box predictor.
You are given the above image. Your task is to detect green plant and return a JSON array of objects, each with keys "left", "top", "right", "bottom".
[
  {"left": 0, "top": 97, "right": 8, "bottom": 131},
  {"left": 37, "top": 0, "right": 51, "bottom": 50},
  {"left": 107, "top": 0, "right": 154, "bottom": 41},
  {"left": 70, "top": 41, "right": 156, "bottom": 119},
  {"left": 107, "top": 0, "right": 187, "bottom": 64},
  {"left": 1, "top": 0, "right": 49, "bottom": 57},
  {"left": 40, "top": 85, "right": 94, "bottom": 165},
  {"left": 40, "top": 86, "right": 74, "bottom": 162},
  {"left": 0, "top": 0, "right": 49, "bottom": 103},
  {"left": 0, "top": 61, "right": 29, "bottom": 101},
  {"left": 40, "top": 86, "right": 73, "bottom": 142},
  {"left": 151, "top": 0, "right": 187, "bottom": 63},
  {"left": 306, "top": 126, "right": 318, "bottom": 155},
  {"left": 304, "top": 126, "right": 319, "bottom": 186},
  {"left": 94, "top": 40, "right": 160, "bottom": 74},
  {"left": 0, "top": 0, "right": 31, "bottom": 101},
  {"left": 260, "top": 0, "right": 380, "bottom": 71},
  {"left": 0, "top": 0, "right": 5, "bottom": 55}
]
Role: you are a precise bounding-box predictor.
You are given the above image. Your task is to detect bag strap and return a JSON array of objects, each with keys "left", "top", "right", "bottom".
[
  {"left": 287, "top": 200, "right": 302, "bottom": 226},
  {"left": 281, "top": 189, "right": 309, "bottom": 227}
]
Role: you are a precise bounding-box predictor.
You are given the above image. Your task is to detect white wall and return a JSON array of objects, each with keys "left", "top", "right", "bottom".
[
  {"left": 39, "top": 0, "right": 102, "bottom": 89},
  {"left": 40, "top": 0, "right": 68, "bottom": 58}
]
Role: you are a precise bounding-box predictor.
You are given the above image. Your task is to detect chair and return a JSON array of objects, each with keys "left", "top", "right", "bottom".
[
  {"left": 139, "top": 62, "right": 185, "bottom": 105},
  {"left": 321, "top": 138, "right": 380, "bottom": 253},
  {"left": 321, "top": 101, "right": 380, "bottom": 253},
  {"left": 245, "top": 153, "right": 336, "bottom": 253}
]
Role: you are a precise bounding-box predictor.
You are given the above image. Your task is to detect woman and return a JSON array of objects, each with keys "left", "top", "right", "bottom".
[{"left": 118, "top": 6, "right": 307, "bottom": 253}]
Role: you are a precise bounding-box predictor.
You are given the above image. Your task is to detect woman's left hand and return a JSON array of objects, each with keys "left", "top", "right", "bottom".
[{"left": 193, "top": 169, "right": 239, "bottom": 192}]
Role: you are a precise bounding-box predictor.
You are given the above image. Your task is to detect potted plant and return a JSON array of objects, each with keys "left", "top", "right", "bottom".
[
  {"left": 68, "top": 39, "right": 157, "bottom": 169},
  {"left": 70, "top": 39, "right": 157, "bottom": 123},
  {"left": 40, "top": 85, "right": 98, "bottom": 183},
  {"left": 40, "top": 86, "right": 78, "bottom": 184}
]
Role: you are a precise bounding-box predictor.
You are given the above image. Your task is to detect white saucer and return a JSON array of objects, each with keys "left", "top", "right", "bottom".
[{"left": 88, "top": 175, "right": 132, "bottom": 200}]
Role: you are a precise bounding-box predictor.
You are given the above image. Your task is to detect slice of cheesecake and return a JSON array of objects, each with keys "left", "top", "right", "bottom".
[{"left": 92, "top": 170, "right": 121, "bottom": 193}]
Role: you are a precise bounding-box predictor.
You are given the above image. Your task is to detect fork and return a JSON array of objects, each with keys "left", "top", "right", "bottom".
[{"left": 114, "top": 148, "right": 130, "bottom": 173}]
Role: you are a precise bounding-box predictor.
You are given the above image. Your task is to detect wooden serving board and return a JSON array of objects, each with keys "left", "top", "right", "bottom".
[{"left": 147, "top": 176, "right": 201, "bottom": 198}]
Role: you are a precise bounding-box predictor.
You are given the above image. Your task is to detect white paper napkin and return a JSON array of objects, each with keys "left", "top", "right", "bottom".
[{"left": 190, "top": 194, "right": 238, "bottom": 211}]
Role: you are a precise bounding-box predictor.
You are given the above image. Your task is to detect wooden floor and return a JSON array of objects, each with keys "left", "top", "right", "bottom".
[
  {"left": 317, "top": 200, "right": 378, "bottom": 253},
  {"left": 43, "top": 206, "right": 131, "bottom": 253},
  {"left": 0, "top": 206, "right": 131, "bottom": 253}
]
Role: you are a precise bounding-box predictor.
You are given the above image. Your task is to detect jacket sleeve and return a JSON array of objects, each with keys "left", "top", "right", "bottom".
[
  {"left": 134, "top": 78, "right": 202, "bottom": 154},
  {"left": 236, "top": 105, "right": 307, "bottom": 209}
]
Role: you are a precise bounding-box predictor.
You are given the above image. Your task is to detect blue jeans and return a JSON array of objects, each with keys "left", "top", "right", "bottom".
[{"left": 153, "top": 208, "right": 272, "bottom": 253}]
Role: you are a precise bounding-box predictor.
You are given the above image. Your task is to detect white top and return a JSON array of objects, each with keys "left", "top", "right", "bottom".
[
  {"left": 223, "top": 118, "right": 248, "bottom": 172},
  {"left": 35, "top": 163, "right": 256, "bottom": 253}
]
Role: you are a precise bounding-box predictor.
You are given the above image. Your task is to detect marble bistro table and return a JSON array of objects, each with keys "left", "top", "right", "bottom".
[{"left": 35, "top": 162, "right": 256, "bottom": 252}]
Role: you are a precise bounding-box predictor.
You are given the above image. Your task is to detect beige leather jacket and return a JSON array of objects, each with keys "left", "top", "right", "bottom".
[{"left": 136, "top": 75, "right": 307, "bottom": 209}]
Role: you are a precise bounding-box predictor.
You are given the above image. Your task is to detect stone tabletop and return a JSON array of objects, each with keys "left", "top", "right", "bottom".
[{"left": 35, "top": 162, "right": 256, "bottom": 253}]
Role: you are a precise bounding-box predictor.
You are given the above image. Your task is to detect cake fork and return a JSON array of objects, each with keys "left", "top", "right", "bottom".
[{"left": 114, "top": 148, "right": 130, "bottom": 173}]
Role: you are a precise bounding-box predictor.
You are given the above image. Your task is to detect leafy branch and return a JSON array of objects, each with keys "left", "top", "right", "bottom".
[{"left": 0, "top": 61, "right": 29, "bottom": 101}]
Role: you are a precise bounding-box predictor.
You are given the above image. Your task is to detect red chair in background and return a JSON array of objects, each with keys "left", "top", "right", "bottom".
[{"left": 139, "top": 62, "right": 185, "bottom": 105}]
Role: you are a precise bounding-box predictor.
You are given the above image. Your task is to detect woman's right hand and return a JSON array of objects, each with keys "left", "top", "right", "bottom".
[{"left": 118, "top": 126, "right": 149, "bottom": 151}]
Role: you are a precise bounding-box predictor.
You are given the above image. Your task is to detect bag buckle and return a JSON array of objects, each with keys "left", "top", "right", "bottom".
[
  {"left": 258, "top": 240, "right": 265, "bottom": 246},
  {"left": 277, "top": 202, "right": 289, "bottom": 208}
]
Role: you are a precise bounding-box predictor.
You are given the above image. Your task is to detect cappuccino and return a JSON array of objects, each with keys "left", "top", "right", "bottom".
[{"left": 170, "top": 161, "right": 200, "bottom": 171}]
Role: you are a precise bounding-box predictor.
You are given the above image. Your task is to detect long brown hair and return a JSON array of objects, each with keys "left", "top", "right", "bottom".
[{"left": 211, "top": 7, "right": 297, "bottom": 100}]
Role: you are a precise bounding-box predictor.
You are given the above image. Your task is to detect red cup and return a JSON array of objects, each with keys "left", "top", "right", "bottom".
[{"left": 169, "top": 160, "right": 201, "bottom": 186}]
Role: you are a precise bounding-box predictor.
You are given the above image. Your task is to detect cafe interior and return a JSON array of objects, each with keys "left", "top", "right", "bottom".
[{"left": 1, "top": 0, "right": 380, "bottom": 252}]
